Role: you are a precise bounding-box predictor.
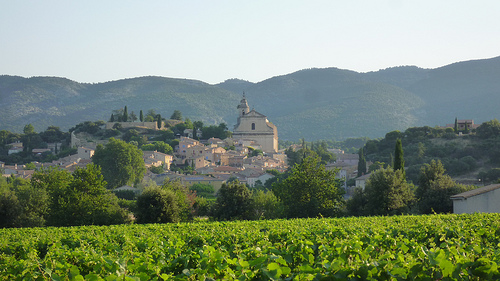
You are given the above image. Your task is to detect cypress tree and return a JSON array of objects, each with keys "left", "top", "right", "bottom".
[
  {"left": 123, "top": 106, "right": 128, "bottom": 122},
  {"left": 393, "top": 138, "right": 406, "bottom": 179},
  {"left": 464, "top": 122, "right": 469, "bottom": 134},
  {"left": 454, "top": 117, "right": 458, "bottom": 133},
  {"left": 110, "top": 114, "right": 114, "bottom": 122},
  {"left": 157, "top": 114, "right": 162, "bottom": 129},
  {"left": 139, "top": 110, "right": 144, "bottom": 122},
  {"left": 357, "top": 147, "right": 367, "bottom": 177}
]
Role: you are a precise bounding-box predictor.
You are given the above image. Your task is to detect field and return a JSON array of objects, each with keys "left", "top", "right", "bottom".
[{"left": 1, "top": 213, "right": 499, "bottom": 280}]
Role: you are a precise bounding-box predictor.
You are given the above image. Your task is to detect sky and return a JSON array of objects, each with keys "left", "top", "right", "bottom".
[{"left": 1, "top": 1, "right": 499, "bottom": 84}]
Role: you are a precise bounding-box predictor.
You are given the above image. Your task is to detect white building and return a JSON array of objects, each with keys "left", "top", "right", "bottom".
[{"left": 450, "top": 184, "right": 500, "bottom": 214}]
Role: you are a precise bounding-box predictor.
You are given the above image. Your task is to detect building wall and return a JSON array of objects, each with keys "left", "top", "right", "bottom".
[{"left": 453, "top": 189, "right": 500, "bottom": 214}]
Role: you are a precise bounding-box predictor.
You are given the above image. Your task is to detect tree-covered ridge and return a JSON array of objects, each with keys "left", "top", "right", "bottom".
[
  {"left": 2, "top": 56, "right": 500, "bottom": 140},
  {"left": 362, "top": 120, "right": 500, "bottom": 184}
]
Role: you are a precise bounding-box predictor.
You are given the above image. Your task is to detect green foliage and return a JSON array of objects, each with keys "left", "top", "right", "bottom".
[
  {"left": 2, "top": 213, "right": 500, "bottom": 279},
  {"left": 476, "top": 119, "right": 500, "bottom": 139},
  {"left": 149, "top": 165, "right": 164, "bottom": 174},
  {"left": 189, "top": 183, "right": 215, "bottom": 198},
  {"left": 364, "top": 167, "right": 415, "bottom": 215},
  {"left": 357, "top": 147, "right": 366, "bottom": 177},
  {"left": 213, "top": 181, "right": 253, "bottom": 220},
  {"left": 170, "top": 110, "right": 183, "bottom": 120},
  {"left": 250, "top": 190, "right": 284, "bottom": 220},
  {"left": 273, "top": 156, "right": 345, "bottom": 218},
  {"left": 92, "top": 138, "right": 146, "bottom": 189},
  {"left": 30, "top": 165, "right": 128, "bottom": 226},
  {"left": 394, "top": 138, "right": 406, "bottom": 179},
  {"left": 140, "top": 141, "right": 173, "bottom": 154},
  {"left": 157, "top": 114, "right": 162, "bottom": 129},
  {"left": 416, "top": 160, "right": 473, "bottom": 214},
  {"left": 136, "top": 185, "right": 181, "bottom": 223},
  {"left": 201, "top": 123, "right": 231, "bottom": 140}
]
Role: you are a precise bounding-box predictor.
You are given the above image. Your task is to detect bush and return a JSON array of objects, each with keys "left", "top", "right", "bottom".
[{"left": 135, "top": 186, "right": 181, "bottom": 223}]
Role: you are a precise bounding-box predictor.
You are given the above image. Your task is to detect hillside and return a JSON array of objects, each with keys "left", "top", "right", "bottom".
[{"left": 1, "top": 56, "right": 500, "bottom": 140}]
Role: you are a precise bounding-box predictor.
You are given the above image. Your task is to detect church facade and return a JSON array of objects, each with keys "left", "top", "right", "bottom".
[{"left": 232, "top": 95, "right": 278, "bottom": 153}]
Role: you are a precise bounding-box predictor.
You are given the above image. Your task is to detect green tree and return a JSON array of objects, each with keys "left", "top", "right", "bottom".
[
  {"left": 476, "top": 119, "right": 500, "bottom": 139},
  {"left": 23, "top": 124, "right": 35, "bottom": 135},
  {"left": 193, "top": 121, "right": 204, "bottom": 139},
  {"left": 157, "top": 114, "right": 162, "bottom": 129},
  {"left": 189, "top": 183, "right": 215, "bottom": 198},
  {"left": 170, "top": 110, "right": 183, "bottom": 120},
  {"left": 123, "top": 106, "right": 128, "bottom": 122},
  {"left": 110, "top": 114, "right": 115, "bottom": 122},
  {"left": 416, "top": 160, "right": 472, "bottom": 214},
  {"left": 31, "top": 165, "right": 128, "bottom": 226},
  {"left": 139, "top": 110, "right": 144, "bottom": 122},
  {"left": 0, "top": 188, "right": 22, "bottom": 228},
  {"left": 272, "top": 156, "right": 344, "bottom": 218},
  {"left": 92, "top": 138, "right": 146, "bottom": 189},
  {"left": 130, "top": 111, "right": 138, "bottom": 122},
  {"left": 364, "top": 167, "right": 415, "bottom": 216},
  {"left": 136, "top": 186, "right": 181, "bottom": 223},
  {"left": 357, "top": 147, "right": 367, "bottom": 177},
  {"left": 454, "top": 117, "right": 458, "bottom": 133},
  {"left": 213, "top": 181, "right": 253, "bottom": 220},
  {"left": 393, "top": 138, "right": 406, "bottom": 179},
  {"left": 251, "top": 190, "right": 284, "bottom": 220}
]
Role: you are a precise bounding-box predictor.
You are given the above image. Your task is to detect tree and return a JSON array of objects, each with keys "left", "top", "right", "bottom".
[
  {"left": 23, "top": 124, "right": 35, "bottom": 135},
  {"left": 272, "top": 156, "right": 345, "bottom": 218},
  {"left": 141, "top": 141, "right": 173, "bottom": 154},
  {"left": 416, "top": 160, "right": 472, "bottom": 214},
  {"left": 476, "top": 119, "right": 500, "bottom": 139},
  {"left": 136, "top": 186, "right": 181, "bottom": 223},
  {"left": 130, "top": 111, "right": 138, "bottom": 122},
  {"left": 213, "top": 181, "right": 253, "bottom": 220},
  {"left": 110, "top": 114, "right": 115, "bottom": 122},
  {"left": 92, "top": 138, "right": 146, "bottom": 189},
  {"left": 454, "top": 117, "right": 458, "bottom": 133},
  {"left": 364, "top": 167, "right": 415, "bottom": 216},
  {"left": 123, "top": 106, "right": 128, "bottom": 122},
  {"left": 170, "top": 110, "right": 183, "bottom": 120},
  {"left": 157, "top": 114, "right": 162, "bottom": 129},
  {"left": 193, "top": 121, "right": 204, "bottom": 139},
  {"left": 139, "top": 110, "right": 144, "bottom": 122},
  {"left": 393, "top": 138, "right": 406, "bottom": 179},
  {"left": 31, "top": 165, "right": 128, "bottom": 226},
  {"left": 251, "top": 190, "right": 284, "bottom": 220},
  {"left": 357, "top": 147, "right": 367, "bottom": 177}
]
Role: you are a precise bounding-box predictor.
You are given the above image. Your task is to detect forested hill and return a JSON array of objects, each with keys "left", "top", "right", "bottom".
[{"left": 1, "top": 56, "right": 500, "bottom": 140}]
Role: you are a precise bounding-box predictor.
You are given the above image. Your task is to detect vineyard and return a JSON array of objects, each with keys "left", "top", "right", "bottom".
[{"left": 1, "top": 213, "right": 499, "bottom": 280}]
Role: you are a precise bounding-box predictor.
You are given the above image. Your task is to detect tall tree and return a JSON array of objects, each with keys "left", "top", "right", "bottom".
[
  {"left": 110, "top": 114, "right": 115, "bottom": 122},
  {"left": 454, "top": 117, "right": 458, "bottom": 133},
  {"left": 157, "top": 114, "right": 162, "bottom": 129},
  {"left": 139, "top": 110, "right": 144, "bottom": 122},
  {"left": 364, "top": 167, "right": 415, "bottom": 216},
  {"left": 357, "top": 147, "right": 367, "bottom": 177},
  {"left": 416, "top": 160, "right": 471, "bottom": 214},
  {"left": 393, "top": 138, "right": 406, "bottom": 179},
  {"left": 272, "top": 156, "right": 344, "bottom": 218},
  {"left": 170, "top": 110, "right": 183, "bottom": 120},
  {"left": 213, "top": 181, "right": 253, "bottom": 220},
  {"left": 123, "top": 106, "right": 128, "bottom": 122},
  {"left": 92, "top": 138, "right": 146, "bottom": 189}
]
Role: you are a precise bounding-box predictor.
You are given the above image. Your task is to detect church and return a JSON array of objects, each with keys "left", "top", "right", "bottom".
[{"left": 232, "top": 94, "right": 278, "bottom": 153}]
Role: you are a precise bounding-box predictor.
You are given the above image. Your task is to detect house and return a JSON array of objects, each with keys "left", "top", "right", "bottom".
[
  {"left": 7, "top": 142, "right": 23, "bottom": 155},
  {"left": 450, "top": 184, "right": 500, "bottom": 214},
  {"left": 78, "top": 147, "right": 95, "bottom": 160},
  {"left": 143, "top": 150, "right": 173, "bottom": 170},
  {"left": 355, "top": 173, "right": 371, "bottom": 190}
]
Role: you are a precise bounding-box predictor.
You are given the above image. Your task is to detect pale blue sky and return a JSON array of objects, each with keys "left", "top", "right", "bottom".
[{"left": 1, "top": 1, "right": 499, "bottom": 84}]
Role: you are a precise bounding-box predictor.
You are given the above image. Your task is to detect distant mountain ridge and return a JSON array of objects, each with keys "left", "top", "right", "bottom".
[{"left": 1, "top": 56, "right": 500, "bottom": 140}]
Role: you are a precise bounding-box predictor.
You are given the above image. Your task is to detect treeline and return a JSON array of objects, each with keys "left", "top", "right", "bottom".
[
  {"left": 279, "top": 137, "right": 369, "bottom": 154},
  {"left": 363, "top": 119, "right": 500, "bottom": 184},
  {"left": 1, "top": 154, "right": 346, "bottom": 228},
  {"left": 0, "top": 125, "right": 74, "bottom": 165}
]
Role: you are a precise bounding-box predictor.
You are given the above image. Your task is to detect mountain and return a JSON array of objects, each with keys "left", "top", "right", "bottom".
[{"left": 1, "top": 56, "right": 499, "bottom": 140}]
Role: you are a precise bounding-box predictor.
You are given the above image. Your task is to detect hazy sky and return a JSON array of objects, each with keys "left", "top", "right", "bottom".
[{"left": 1, "top": 1, "right": 499, "bottom": 84}]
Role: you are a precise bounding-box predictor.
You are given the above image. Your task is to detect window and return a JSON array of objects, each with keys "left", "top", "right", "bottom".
[{"left": 252, "top": 123, "right": 255, "bottom": 130}]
